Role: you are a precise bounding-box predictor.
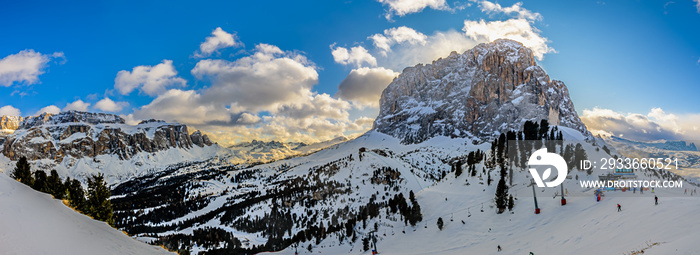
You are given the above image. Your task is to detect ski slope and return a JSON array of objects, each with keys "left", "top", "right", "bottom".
[
  {"left": 265, "top": 130, "right": 700, "bottom": 255},
  {"left": 0, "top": 173, "right": 173, "bottom": 255}
]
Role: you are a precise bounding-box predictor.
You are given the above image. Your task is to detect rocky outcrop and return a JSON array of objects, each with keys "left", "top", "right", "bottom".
[
  {"left": 1, "top": 115, "right": 23, "bottom": 132},
  {"left": 190, "top": 131, "right": 214, "bottom": 147},
  {"left": 2, "top": 111, "right": 214, "bottom": 161},
  {"left": 373, "top": 39, "right": 590, "bottom": 144}
]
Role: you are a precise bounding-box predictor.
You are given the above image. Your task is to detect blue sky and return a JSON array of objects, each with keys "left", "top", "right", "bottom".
[{"left": 1, "top": 0, "right": 699, "bottom": 144}]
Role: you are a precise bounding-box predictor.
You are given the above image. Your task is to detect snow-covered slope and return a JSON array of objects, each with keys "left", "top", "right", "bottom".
[
  {"left": 0, "top": 173, "right": 172, "bottom": 255},
  {"left": 109, "top": 127, "right": 700, "bottom": 254}
]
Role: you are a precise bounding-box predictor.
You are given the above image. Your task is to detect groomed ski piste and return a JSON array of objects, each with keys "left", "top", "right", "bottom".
[{"left": 0, "top": 173, "right": 173, "bottom": 255}]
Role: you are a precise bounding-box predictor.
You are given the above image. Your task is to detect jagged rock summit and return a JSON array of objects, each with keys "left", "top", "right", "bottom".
[
  {"left": 2, "top": 111, "right": 213, "bottom": 162},
  {"left": 373, "top": 39, "right": 590, "bottom": 144}
]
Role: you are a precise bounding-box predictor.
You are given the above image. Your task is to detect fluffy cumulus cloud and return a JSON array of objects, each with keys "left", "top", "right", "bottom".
[
  {"left": 129, "top": 42, "right": 372, "bottom": 145},
  {"left": 63, "top": 100, "right": 90, "bottom": 112},
  {"left": 94, "top": 97, "right": 128, "bottom": 112},
  {"left": 331, "top": 45, "right": 378, "bottom": 68},
  {"left": 336, "top": 67, "right": 398, "bottom": 107},
  {"left": 581, "top": 107, "right": 700, "bottom": 141},
  {"left": 377, "top": 0, "right": 449, "bottom": 19},
  {"left": 695, "top": 0, "right": 700, "bottom": 13},
  {"left": 35, "top": 105, "right": 61, "bottom": 115},
  {"left": 0, "top": 105, "right": 21, "bottom": 116},
  {"left": 0, "top": 50, "right": 64, "bottom": 87},
  {"left": 194, "top": 27, "right": 242, "bottom": 58},
  {"left": 114, "top": 60, "right": 187, "bottom": 96},
  {"left": 192, "top": 44, "right": 319, "bottom": 113},
  {"left": 359, "top": 1, "right": 552, "bottom": 72},
  {"left": 370, "top": 26, "right": 428, "bottom": 55},
  {"left": 132, "top": 89, "right": 230, "bottom": 125},
  {"left": 462, "top": 19, "right": 553, "bottom": 60},
  {"left": 478, "top": 1, "right": 542, "bottom": 21},
  {"left": 373, "top": 29, "right": 478, "bottom": 71}
]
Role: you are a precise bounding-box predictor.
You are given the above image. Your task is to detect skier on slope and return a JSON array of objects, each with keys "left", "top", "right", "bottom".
[
  {"left": 617, "top": 204, "right": 621, "bottom": 212},
  {"left": 655, "top": 195, "right": 658, "bottom": 205}
]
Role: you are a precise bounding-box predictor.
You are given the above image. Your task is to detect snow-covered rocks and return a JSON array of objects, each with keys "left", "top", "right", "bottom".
[
  {"left": 2, "top": 111, "right": 214, "bottom": 162},
  {"left": 374, "top": 39, "right": 590, "bottom": 144}
]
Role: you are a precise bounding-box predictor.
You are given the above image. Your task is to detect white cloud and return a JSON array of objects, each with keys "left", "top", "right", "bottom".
[
  {"left": 192, "top": 43, "right": 319, "bottom": 113},
  {"left": 478, "top": 1, "right": 542, "bottom": 21},
  {"left": 463, "top": 18, "right": 554, "bottom": 60},
  {"left": 694, "top": 0, "right": 700, "bottom": 13},
  {"left": 331, "top": 45, "right": 378, "bottom": 68},
  {"left": 336, "top": 67, "right": 399, "bottom": 107},
  {"left": 128, "top": 42, "right": 374, "bottom": 145},
  {"left": 376, "top": 29, "right": 478, "bottom": 71},
  {"left": 63, "top": 100, "right": 90, "bottom": 112},
  {"left": 0, "top": 50, "right": 63, "bottom": 87},
  {"left": 581, "top": 107, "right": 700, "bottom": 141},
  {"left": 377, "top": 0, "right": 449, "bottom": 19},
  {"left": 133, "top": 89, "right": 231, "bottom": 125},
  {"left": 35, "top": 105, "right": 61, "bottom": 115},
  {"left": 94, "top": 97, "right": 128, "bottom": 112},
  {"left": 114, "top": 60, "right": 186, "bottom": 96},
  {"left": 370, "top": 26, "right": 428, "bottom": 55},
  {"left": 194, "top": 27, "right": 242, "bottom": 58},
  {"left": 0, "top": 105, "right": 21, "bottom": 116}
]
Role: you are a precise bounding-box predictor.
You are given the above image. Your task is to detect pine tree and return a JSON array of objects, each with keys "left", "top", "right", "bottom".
[
  {"left": 454, "top": 161, "right": 463, "bottom": 177},
  {"left": 11, "top": 156, "right": 33, "bottom": 186},
  {"left": 33, "top": 170, "right": 49, "bottom": 193},
  {"left": 87, "top": 174, "right": 115, "bottom": 226},
  {"left": 437, "top": 217, "right": 444, "bottom": 231},
  {"left": 47, "top": 170, "right": 65, "bottom": 199},
  {"left": 67, "top": 179, "right": 87, "bottom": 212},
  {"left": 539, "top": 119, "right": 550, "bottom": 140},
  {"left": 495, "top": 165, "right": 509, "bottom": 214},
  {"left": 508, "top": 195, "right": 514, "bottom": 211}
]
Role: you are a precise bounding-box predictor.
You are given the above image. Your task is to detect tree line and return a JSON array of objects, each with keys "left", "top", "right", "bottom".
[{"left": 10, "top": 156, "right": 115, "bottom": 226}]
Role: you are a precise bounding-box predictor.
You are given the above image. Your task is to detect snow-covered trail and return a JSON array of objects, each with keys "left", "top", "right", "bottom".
[
  {"left": 0, "top": 174, "right": 173, "bottom": 255},
  {"left": 376, "top": 184, "right": 700, "bottom": 255}
]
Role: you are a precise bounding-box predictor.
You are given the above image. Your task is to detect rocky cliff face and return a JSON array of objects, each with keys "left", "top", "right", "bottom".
[
  {"left": 2, "top": 111, "right": 213, "bottom": 161},
  {"left": 1, "top": 115, "right": 23, "bottom": 132},
  {"left": 373, "top": 39, "right": 590, "bottom": 144}
]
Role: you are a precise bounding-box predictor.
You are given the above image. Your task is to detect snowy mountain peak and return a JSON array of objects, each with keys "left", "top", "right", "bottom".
[
  {"left": 19, "top": 111, "right": 125, "bottom": 129},
  {"left": 374, "top": 39, "right": 590, "bottom": 144},
  {"left": 1, "top": 115, "right": 23, "bottom": 132},
  {"left": 2, "top": 111, "right": 214, "bottom": 162}
]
